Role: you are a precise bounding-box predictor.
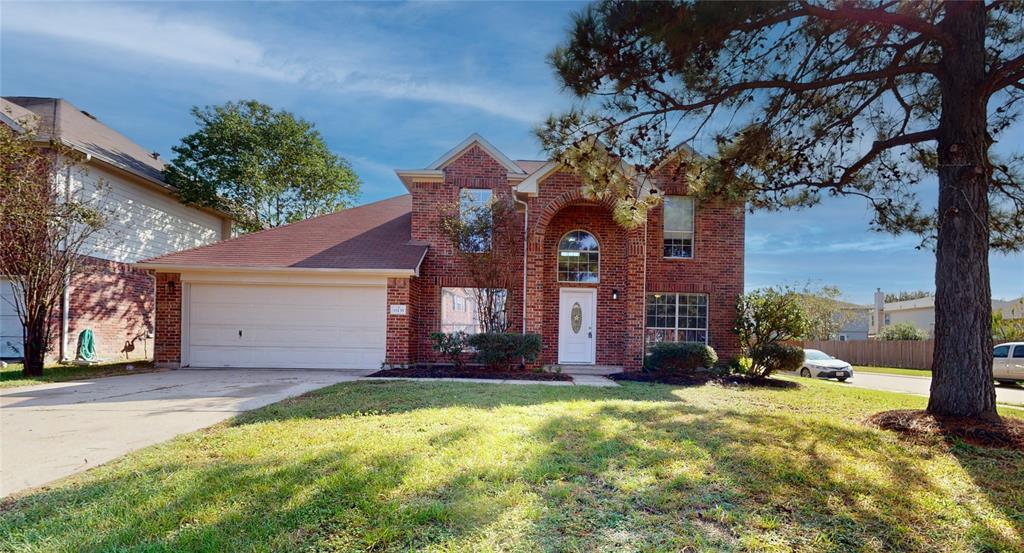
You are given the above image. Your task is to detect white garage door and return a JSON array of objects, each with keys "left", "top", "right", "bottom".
[
  {"left": 1, "top": 280, "right": 23, "bottom": 359},
  {"left": 186, "top": 283, "right": 387, "bottom": 370}
]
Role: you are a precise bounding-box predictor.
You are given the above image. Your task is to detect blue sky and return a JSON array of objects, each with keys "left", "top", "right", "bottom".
[{"left": 2, "top": 1, "right": 1020, "bottom": 304}]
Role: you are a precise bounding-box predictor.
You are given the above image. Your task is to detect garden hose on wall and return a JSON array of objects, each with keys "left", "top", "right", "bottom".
[{"left": 77, "top": 329, "right": 97, "bottom": 362}]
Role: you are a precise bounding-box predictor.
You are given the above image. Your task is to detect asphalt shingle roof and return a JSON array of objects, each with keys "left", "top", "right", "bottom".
[{"left": 139, "top": 195, "right": 427, "bottom": 272}]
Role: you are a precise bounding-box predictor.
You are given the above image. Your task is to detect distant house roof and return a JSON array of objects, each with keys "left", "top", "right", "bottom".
[
  {"left": 137, "top": 195, "right": 427, "bottom": 274},
  {"left": 3, "top": 96, "right": 170, "bottom": 186}
]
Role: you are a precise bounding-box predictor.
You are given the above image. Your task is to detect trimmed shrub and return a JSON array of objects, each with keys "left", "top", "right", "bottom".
[
  {"left": 429, "top": 331, "right": 469, "bottom": 369},
  {"left": 645, "top": 342, "right": 718, "bottom": 374},
  {"left": 467, "top": 333, "right": 542, "bottom": 370},
  {"left": 747, "top": 343, "right": 804, "bottom": 379}
]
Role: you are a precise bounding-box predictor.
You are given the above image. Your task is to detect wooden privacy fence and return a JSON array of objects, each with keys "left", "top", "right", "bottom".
[{"left": 798, "top": 339, "right": 935, "bottom": 370}]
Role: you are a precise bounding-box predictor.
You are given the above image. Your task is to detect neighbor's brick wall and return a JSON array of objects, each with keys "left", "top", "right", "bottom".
[
  {"left": 154, "top": 272, "right": 182, "bottom": 367},
  {"left": 62, "top": 257, "right": 155, "bottom": 362}
]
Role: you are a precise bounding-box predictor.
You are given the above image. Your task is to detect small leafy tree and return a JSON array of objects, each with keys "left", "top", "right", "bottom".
[
  {"left": 992, "top": 304, "right": 1024, "bottom": 342},
  {"left": 438, "top": 194, "right": 520, "bottom": 334},
  {"left": 735, "top": 288, "right": 808, "bottom": 379},
  {"left": 880, "top": 322, "right": 929, "bottom": 341},
  {"left": 798, "top": 284, "right": 860, "bottom": 341},
  {"left": 0, "top": 125, "right": 109, "bottom": 376},
  {"left": 164, "top": 100, "right": 360, "bottom": 233}
]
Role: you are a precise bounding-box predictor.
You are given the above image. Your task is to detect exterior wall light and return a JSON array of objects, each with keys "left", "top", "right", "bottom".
[{"left": 612, "top": 289, "right": 619, "bottom": 300}]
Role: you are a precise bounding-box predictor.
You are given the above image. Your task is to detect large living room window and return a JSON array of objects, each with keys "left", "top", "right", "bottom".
[
  {"left": 459, "top": 188, "right": 493, "bottom": 252},
  {"left": 645, "top": 293, "right": 708, "bottom": 344},
  {"left": 440, "top": 287, "right": 507, "bottom": 334},
  {"left": 557, "top": 230, "right": 600, "bottom": 283},
  {"left": 663, "top": 196, "right": 695, "bottom": 258}
]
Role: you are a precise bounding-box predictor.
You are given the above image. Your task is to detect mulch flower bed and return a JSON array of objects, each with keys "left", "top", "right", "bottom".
[
  {"left": 611, "top": 371, "right": 800, "bottom": 389},
  {"left": 868, "top": 409, "right": 1024, "bottom": 451},
  {"left": 367, "top": 366, "right": 573, "bottom": 382}
]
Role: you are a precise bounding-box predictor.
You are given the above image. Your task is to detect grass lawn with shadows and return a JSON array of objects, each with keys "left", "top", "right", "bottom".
[{"left": 1, "top": 377, "right": 1021, "bottom": 552}]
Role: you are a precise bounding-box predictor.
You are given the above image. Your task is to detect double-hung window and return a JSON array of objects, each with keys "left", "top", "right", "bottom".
[
  {"left": 645, "top": 293, "right": 708, "bottom": 344},
  {"left": 663, "top": 196, "right": 695, "bottom": 258},
  {"left": 459, "top": 188, "right": 493, "bottom": 252},
  {"left": 440, "top": 287, "right": 507, "bottom": 334}
]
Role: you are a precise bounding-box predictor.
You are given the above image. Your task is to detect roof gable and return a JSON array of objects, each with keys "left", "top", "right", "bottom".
[{"left": 427, "top": 133, "right": 526, "bottom": 175}]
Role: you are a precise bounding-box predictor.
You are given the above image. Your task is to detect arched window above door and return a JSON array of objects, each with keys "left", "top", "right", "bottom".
[{"left": 557, "top": 230, "right": 600, "bottom": 283}]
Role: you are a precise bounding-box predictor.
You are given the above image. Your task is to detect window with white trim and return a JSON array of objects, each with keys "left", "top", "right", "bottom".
[
  {"left": 645, "top": 293, "right": 708, "bottom": 344},
  {"left": 440, "top": 287, "right": 506, "bottom": 334},
  {"left": 557, "top": 230, "right": 600, "bottom": 283},
  {"left": 459, "top": 188, "right": 493, "bottom": 252},
  {"left": 663, "top": 196, "right": 695, "bottom": 258}
]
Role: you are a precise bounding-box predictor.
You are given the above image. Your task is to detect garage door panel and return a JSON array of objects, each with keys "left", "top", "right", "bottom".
[
  {"left": 1, "top": 280, "right": 23, "bottom": 358},
  {"left": 186, "top": 283, "right": 387, "bottom": 370},
  {"left": 189, "top": 324, "right": 385, "bottom": 349}
]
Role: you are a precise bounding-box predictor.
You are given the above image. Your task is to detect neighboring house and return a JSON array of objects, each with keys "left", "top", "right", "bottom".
[
  {"left": 0, "top": 97, "right": 232, "bottom": 362},
  {"left": 869, "top": 288, "right": 1024, "bottom": 337},
  {"left": 836, "top": 301, "right": 871, "bottom": 341},
  {"left": 138, "top": 134, "right": 744, "bottom": 370}
]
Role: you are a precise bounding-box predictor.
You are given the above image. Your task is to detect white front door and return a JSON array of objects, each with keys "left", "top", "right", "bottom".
[{"left": 558, "top": 288, "right": 596, "bottom": 364}]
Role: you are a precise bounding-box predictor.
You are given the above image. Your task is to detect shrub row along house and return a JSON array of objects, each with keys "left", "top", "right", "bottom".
[
  {"left": 0, "top": 97, "right": 232, "bottom": 362},
  {"left": 139, "top": 135, "right": 744, "bottom": 371}
]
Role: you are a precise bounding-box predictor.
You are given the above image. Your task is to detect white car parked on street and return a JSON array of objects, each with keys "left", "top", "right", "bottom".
[
  {"left": 993, "top": 342, "right": 1024, "bottom": 385},
  {"left": 800, "top": 349, "right": 853, "bottom": 382}
]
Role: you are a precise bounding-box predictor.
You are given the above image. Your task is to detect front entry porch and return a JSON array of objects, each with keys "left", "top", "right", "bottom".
[{"left": 543, "top": 364, "right": 625, "bottom": 376}]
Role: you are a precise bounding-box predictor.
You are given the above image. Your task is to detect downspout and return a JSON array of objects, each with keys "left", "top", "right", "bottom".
[
  {"left": 59, "top": 162, "right": 73, "bottom": 362},
  {"left": 513, "top": 195, "right": 529, "bottom": 334}
]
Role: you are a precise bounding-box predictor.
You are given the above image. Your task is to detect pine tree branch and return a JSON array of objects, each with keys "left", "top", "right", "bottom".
[{"left": 798, "top": 1, "right": 952, "bottom": 48}]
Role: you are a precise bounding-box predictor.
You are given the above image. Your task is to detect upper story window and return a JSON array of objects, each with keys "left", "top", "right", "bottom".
[
  {"left": 459, "top": 188, "right": 493, "bottom": 252},
  {"left": 558, "top": 230, "right": 600, "bottom": 283},
  {"left": 663, "top": 196, "right": 695, "bottom": 258}
]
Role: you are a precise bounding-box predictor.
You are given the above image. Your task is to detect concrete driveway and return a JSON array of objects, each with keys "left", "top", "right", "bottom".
[{"left": 0, "top": 368, "right": 370, "bottom": 497}]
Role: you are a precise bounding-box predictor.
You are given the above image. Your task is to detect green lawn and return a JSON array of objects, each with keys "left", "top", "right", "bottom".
[
  {"left": 855, "top": 365, "right": 933, "bottom": 378},
  {"left": 2, "top": 379, "right": 1021, "bottom": 552},
  {"left": 0, "top": 360, "right": 160, "bottom": 389}
]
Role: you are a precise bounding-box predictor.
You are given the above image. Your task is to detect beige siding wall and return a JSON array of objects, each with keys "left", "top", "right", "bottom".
[
  {"left": 887, "top": 307, "right": 935, "bottom": 336},
  {"left": 66, "top": 165, "right": 224, "bottom": 263}
]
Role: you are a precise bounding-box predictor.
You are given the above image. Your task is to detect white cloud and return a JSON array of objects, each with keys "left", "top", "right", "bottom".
[{"left": 2, "top": 3, "right": 545, "bottom": 122}]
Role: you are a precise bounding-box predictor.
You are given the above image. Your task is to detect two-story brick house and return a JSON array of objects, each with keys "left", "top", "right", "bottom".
[
  {"left": 1, "top": 97, "right": 233, "bottom": 363},
  {"left": 140, "top": 134, "right": 744, "bottom": 371}
]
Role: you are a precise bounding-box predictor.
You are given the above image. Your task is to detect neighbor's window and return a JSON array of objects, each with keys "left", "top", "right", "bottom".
[
  {"left": 459, "top": 188, "right": 493, "bottom": 252},
  {"left": 440, "top": 287, "right": 507, "bottom": 334},
  {"left": 558, "top": 230, "right": 600, "bottom": 283},
  {"left": 663, "top": 196, "right": 695, "bottom": 258},
  {"left": 645, "top": 293, "right": 708, "bottom": 344}
]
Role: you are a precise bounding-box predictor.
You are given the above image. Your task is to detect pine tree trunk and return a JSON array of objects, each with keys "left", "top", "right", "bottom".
[{"left": 926, "top": 2, "right": 998, "bottom": 420}]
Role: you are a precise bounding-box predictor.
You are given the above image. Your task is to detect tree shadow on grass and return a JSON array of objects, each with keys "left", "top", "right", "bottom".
[{"left": 3, "top": 380, "right": 1019, "bottom": 552}]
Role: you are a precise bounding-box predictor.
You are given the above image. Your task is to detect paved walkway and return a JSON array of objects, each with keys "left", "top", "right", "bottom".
[{"left": 0, "top": 369, "right": 370, "bottom": 497}]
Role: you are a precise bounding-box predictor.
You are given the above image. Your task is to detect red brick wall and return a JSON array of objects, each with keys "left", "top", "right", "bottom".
[
  {"left": 541, "top": 204, "right": 629, "bottom": 366},
  {"left": 385, "top": 277, "right": 414, "bottom": 365},
  {"left": 411, "top": 145, "right": 526, "bottom": 363},
  {"left": 63, "top": 258, "right": 155, "bottom": 362},
  {"left": 154, "top": 272, "right": 181, "bottom": 367},
  {"left": 644, "top": 166, "right": 745, "bottom": 360},
  {"left": 407, "top": 146, "right": 744, "bottom": 369}
]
